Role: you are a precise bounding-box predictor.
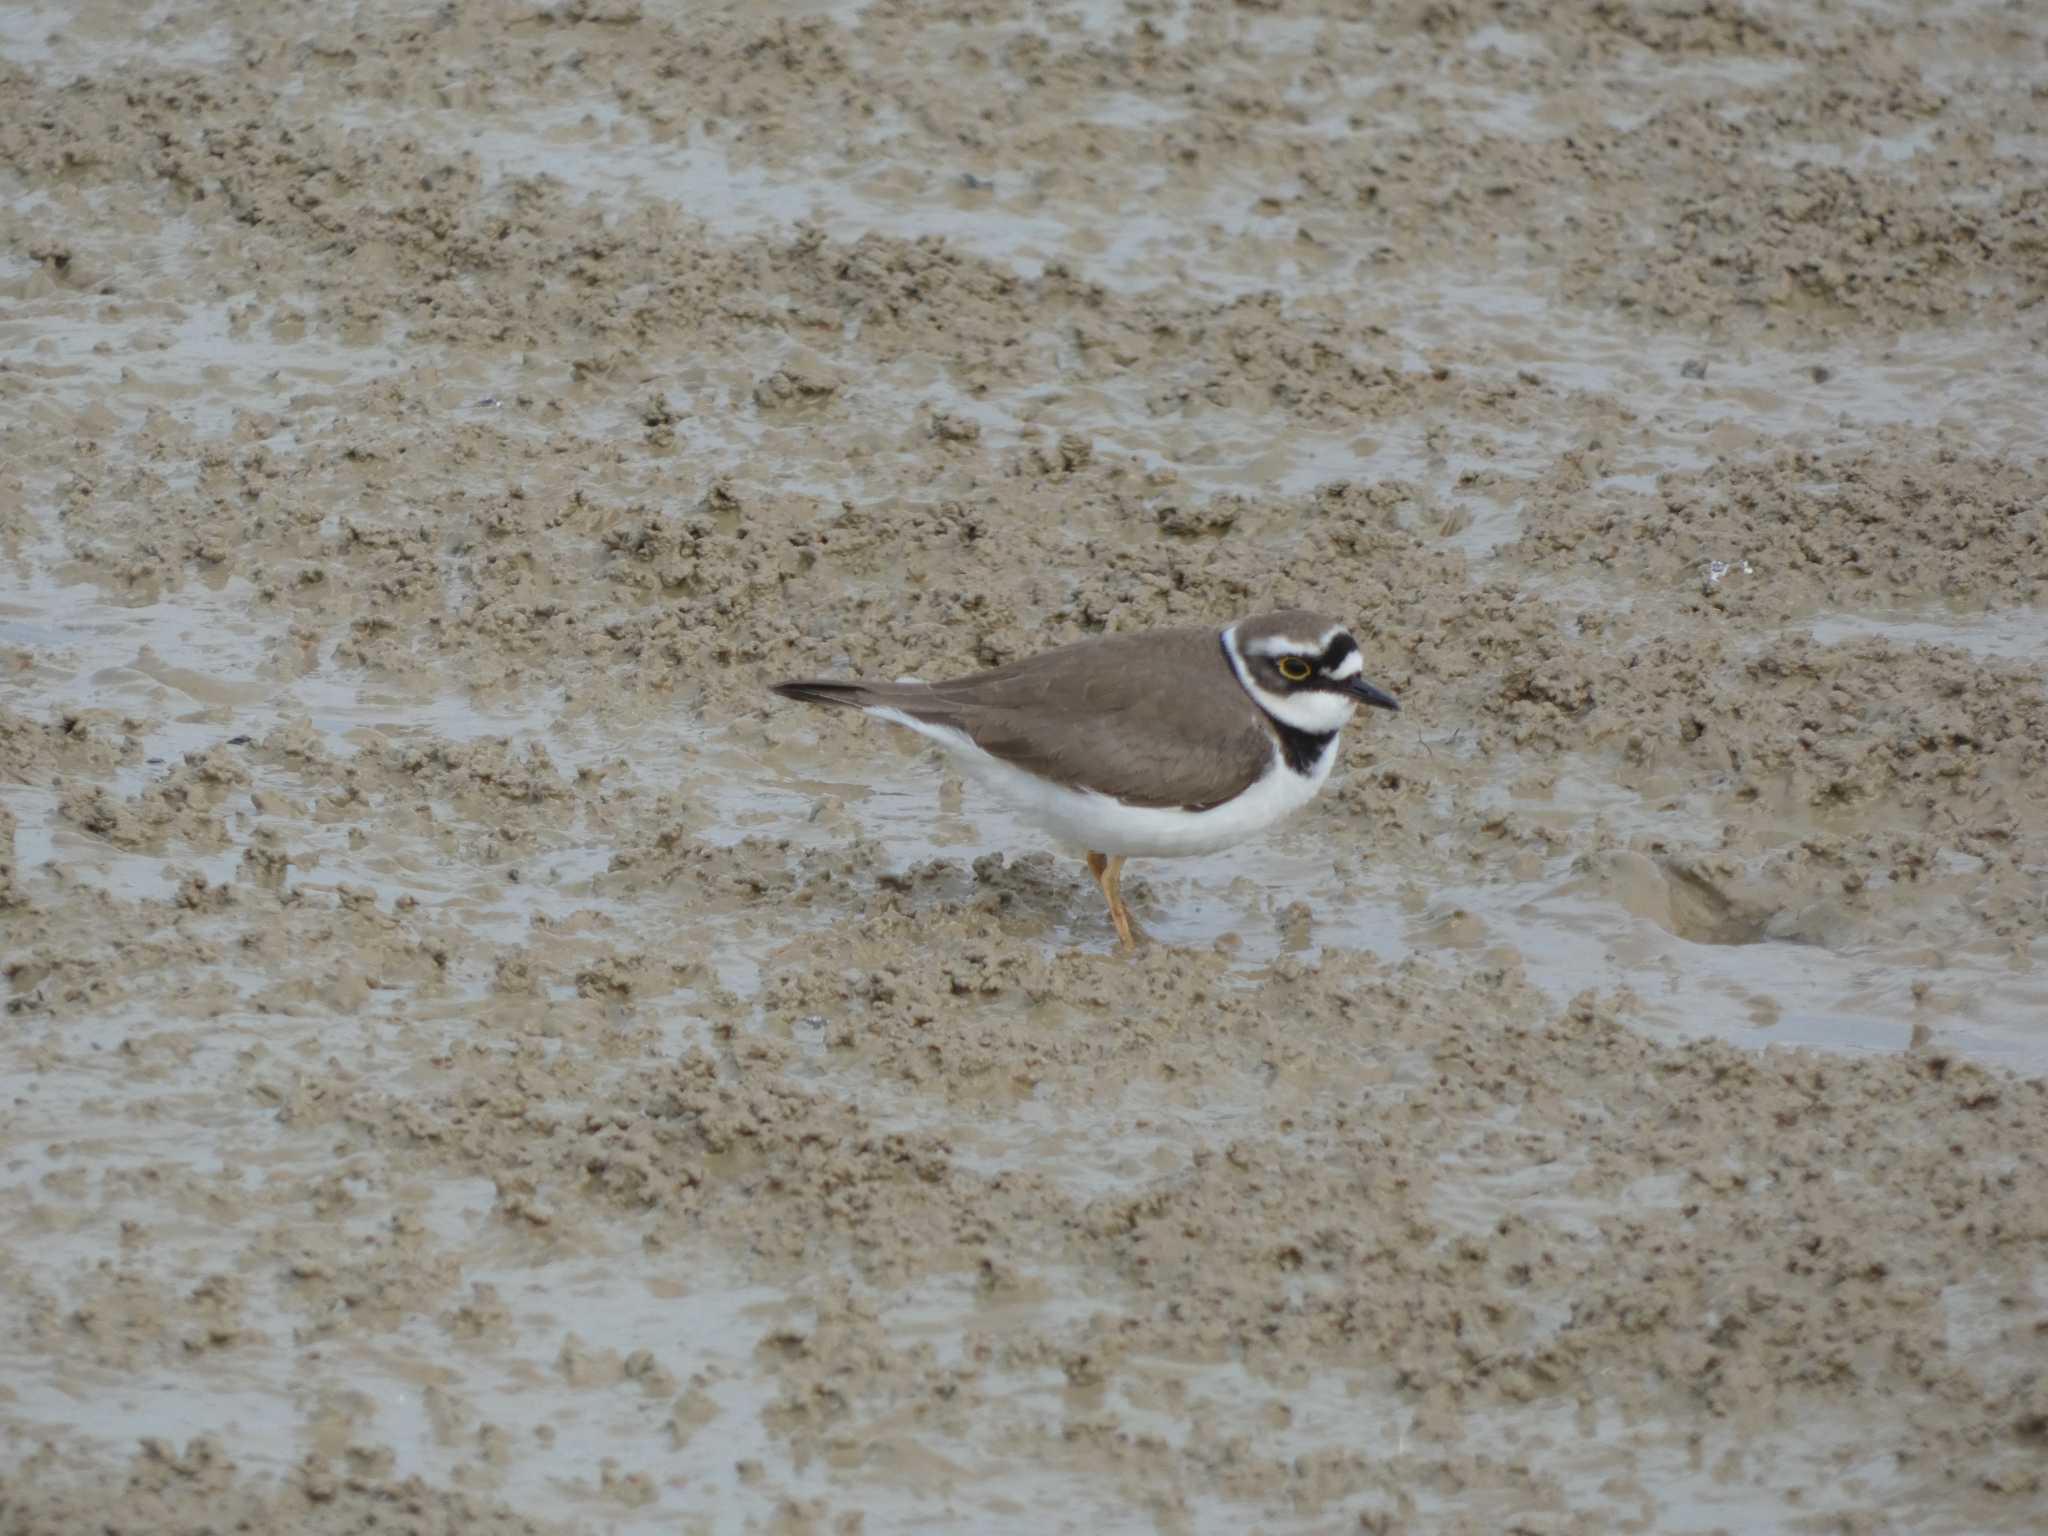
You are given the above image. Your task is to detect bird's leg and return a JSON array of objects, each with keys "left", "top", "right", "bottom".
[
  {"left": 1102, "top": 855, "right": 1139, "bottom": 949},
  {"left": 1086, "top": 851, "right": 1140, "bottom": 949}
]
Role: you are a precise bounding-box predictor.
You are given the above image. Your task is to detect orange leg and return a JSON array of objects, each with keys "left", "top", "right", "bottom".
[{"left": 1085, "top": 851, "right": 1141, "bottom": 949}]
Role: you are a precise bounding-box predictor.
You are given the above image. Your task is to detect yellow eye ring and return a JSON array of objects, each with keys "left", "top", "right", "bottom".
[{"left": 1276, "top": 656, "right": 1312, "bottom": 682}]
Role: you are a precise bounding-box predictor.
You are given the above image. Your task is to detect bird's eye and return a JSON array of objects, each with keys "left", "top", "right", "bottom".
[{"left": 1276, "top": 656, "right": 1312, "bottom": 682}]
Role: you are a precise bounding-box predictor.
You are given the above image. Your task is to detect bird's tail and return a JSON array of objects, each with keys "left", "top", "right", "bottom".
[{"left": 771, "top": 679, "right": 886, "bottom": 710}]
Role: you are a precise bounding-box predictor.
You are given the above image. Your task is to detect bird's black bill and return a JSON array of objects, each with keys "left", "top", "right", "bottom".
[{"left": 1343, "top": 677, "right": 1400, "bottom": 711}]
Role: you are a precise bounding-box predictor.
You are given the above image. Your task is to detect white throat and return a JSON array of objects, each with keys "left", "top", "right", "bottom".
[{"left": 1221, "top": 624, "right": 1360, "bottom": 740}]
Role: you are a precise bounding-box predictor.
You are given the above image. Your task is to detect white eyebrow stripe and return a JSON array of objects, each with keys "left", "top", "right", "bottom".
[
  {"left": 1329, "top": 650, "right": 1364, "bottom": 679},
  {"left": 1242, "top": 636, "right": 1320, "bottom": 658}
]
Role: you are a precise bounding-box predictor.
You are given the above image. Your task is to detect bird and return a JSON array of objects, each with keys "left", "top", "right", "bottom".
[{"left": 770, "top": 610, "right": 1399, "bottom": 948}]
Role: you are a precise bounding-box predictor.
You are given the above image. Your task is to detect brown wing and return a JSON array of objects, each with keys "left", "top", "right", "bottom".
[{"left": 838, "top": 627, "right": 1276, "bottom": 810}]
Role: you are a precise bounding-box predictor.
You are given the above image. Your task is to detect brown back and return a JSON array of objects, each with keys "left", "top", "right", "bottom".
[{"left": 780, "top": 626, "right": 1275, "bottom": 810}]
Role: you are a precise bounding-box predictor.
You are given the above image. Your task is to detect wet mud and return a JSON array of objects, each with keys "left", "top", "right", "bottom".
[{"left": 3, "top": 1, "right": 2046, "bottom": 1532}]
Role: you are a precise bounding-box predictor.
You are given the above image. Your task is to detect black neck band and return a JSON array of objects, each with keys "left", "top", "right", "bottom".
[{"left": 1274, "top": 721, "right": 1336, "bottom": 776}]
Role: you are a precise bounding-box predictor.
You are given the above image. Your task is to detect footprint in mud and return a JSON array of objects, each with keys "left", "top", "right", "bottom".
[{"left": 1577, "top": 848, "right": 1877, "bottom": 951}]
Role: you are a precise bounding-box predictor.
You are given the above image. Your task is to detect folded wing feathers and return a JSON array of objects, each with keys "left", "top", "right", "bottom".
[{"left": 772, "top": 629, "right": 1277, "bottom": 810}]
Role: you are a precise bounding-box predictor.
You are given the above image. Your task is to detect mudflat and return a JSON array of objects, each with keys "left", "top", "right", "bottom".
[{"left": 2, "top": 2, "right": 2044, "bottom": 1532}]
